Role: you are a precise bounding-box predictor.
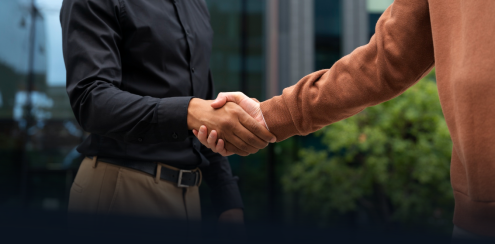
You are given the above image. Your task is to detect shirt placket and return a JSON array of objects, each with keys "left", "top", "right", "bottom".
[{"left": 172, "top": 0, "right": 196, "bottom": 96}]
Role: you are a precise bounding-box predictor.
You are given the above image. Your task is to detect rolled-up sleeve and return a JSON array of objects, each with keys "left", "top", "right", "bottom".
[{"left": 60, "top": 0, "right": 191, "bottom": 144}]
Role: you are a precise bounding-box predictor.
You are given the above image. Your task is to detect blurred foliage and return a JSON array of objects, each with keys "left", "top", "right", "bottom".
[{"left": 282, "top": 70, "right": 454, "bottom": 230}]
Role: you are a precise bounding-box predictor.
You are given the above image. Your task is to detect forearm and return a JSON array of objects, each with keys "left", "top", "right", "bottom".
[
  {"left": 69, "top": 81, "right": 192, "bottom": 143},
  {"left": 261, "top": 0, "right": 435, "bottom": 142}
]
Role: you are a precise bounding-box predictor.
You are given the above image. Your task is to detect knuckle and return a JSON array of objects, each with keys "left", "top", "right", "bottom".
[
  {"left": 251, "top": 125, "right": 262, "bottom": 135},
  {"left": 219, "top": 117, "right": 231, "bottom": 128},
  {"left": 234, "top": 106, "right": 243, "bottom": 114},
  {"left": 226, "top": 121, "right": 236, "bottom": 130},
  {"left": 239, "top": 144, "right": 250, "bottom": 153},
  {"left": 227, "top": 104, "right": 240, "bottom": 114},
  {"left": 247, "top": 137, "right": 260, "bottom": 147},
  {"left": 224, "top": 143, "right": 235, "bottom": 152}
]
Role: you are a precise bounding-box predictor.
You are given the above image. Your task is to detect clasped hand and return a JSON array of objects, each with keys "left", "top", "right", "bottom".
[{"left": 187, "top": 95, "right": 275, "bottom": 156}]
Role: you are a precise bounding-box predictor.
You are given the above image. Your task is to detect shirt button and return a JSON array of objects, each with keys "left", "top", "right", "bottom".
[
  {"left": 138, "top": 138, "right": 143, "bottom": 142},
  {"left": 172, "top": 133, "right": 178, "bottom": 139},
  {"left": 191, "top": 68, "right": 195, "bottom": 73}
]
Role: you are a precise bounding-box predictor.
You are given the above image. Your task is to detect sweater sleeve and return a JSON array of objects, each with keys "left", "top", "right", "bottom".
[{"left": 260, "top": 0, "right": 435, "bottom": 142}]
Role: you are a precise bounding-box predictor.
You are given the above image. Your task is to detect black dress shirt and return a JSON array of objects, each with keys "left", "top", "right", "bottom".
[{"left": 60, "top": 0, "right": 242, "bottom": 214}]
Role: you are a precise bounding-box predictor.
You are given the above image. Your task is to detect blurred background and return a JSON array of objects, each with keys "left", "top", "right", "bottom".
[{"left": 0, "top": 0, "right": 453, "bottom": 235}]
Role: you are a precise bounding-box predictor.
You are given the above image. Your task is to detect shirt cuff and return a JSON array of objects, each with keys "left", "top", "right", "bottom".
[
  {"left": 210, "top": 182, "right": 244, "bottom": 216},
  {"left": 260, "top": 95, "right": 299, "bottom": 142},
  {"left": 157, "top": 96, "right": 194, "bottom": 142}
]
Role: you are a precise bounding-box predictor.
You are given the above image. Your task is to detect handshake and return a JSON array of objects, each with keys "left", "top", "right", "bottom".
[{"left": 187, "top": 92, "right": 275, "bottom": 156}]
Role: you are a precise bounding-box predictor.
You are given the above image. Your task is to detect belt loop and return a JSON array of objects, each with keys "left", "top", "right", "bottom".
[
  {"left": 155, "top": 163, "right": 162, "bottom": 184},
  {"left": 92, "top": 156, "right": 98, "bottom": 168}
]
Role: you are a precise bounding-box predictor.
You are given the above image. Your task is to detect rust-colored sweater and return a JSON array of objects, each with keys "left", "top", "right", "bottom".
[{"left": 260, "top": 0, "right": 495, "bottom": 236}]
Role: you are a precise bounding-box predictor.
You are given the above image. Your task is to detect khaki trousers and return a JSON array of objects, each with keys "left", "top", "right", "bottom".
[{"left": 68, "top": 157, "right": 201, "bottom": 221}]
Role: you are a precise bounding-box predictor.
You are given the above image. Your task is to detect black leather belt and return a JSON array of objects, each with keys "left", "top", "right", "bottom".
[{"left": 87, "top": 156, "right": 200, "bottom": 187}]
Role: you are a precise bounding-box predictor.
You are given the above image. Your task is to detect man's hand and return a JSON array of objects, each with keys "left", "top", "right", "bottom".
[
  {"left": 187, "top": 98, "right": 275, "bottom": 156},
  {"left": 192, "top": 92, "right": 274, "bottom": 156},
  {"left": 211, "top": 92, "right": 267, "bottom": 129}
]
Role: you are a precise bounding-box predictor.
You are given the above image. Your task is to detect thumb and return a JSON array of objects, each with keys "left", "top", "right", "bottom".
[
  {"left": 211, "top": 94, "right": 227, "bottom": 109},
  {"left": 211, "top": 92, "right": 249, "bottom": 109}
]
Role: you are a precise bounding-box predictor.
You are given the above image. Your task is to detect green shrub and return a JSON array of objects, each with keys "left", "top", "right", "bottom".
[{"left": 282, "top": 70, "right": 453, "bottom": 230}]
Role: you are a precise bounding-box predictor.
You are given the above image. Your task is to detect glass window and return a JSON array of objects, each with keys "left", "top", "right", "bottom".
[
  {"left": 206, "top": 0, "right": 266, "bottom": 100},
  {"left": 0, "top": 0, "right": 82, "bottom": 211},
  {"left": 367, "top": 0, "right": 393, "bottom": 37},
  {"left": 314, "top": 0, "right": 341, "bottom": 70}
]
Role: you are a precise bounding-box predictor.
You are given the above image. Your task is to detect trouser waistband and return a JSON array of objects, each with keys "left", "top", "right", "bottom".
[{"left": 87, "top": 156, "right": 201, "bottom": 187}]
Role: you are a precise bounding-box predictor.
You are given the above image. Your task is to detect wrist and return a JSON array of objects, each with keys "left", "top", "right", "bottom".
[{"left": 187, "top": 98, "right": 204, "bottom": 130}]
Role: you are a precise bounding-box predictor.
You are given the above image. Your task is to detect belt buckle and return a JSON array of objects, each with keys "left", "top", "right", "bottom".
[{"left": 177, "top": 169, "right": 192, "bottom": 188}]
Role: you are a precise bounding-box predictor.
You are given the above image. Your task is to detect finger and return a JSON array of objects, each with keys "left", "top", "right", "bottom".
[
  {"left": 207, "top": 130, "right": 218, "bottom": 150},
  {"left": 197, "top": 125, "right": 210, "bottom": 148},
  {"left": 211, "top": 92, "right": 249, "bottom": 109},
  {"left": 217, "top": 139, "right": 234, "bottom": 156},
  {"left": 215, "top": 138, "right": 225, "bottom": 152},
  {"left": 251, "top": 98, "right": 260, "bottom": 103},
  {"left": 233, "top": 121, "right": 269, "bottom": 149},
  {"left": 224, "top": 140, "right": 251, "bottom": 156},
  {"left": 193, "top": 129, "right": 199, "bottom": 137},
  {"left": 227, "top": 131, "right": 260, "bottom": 154},
  {"left": 237, "top": 111, "right": 277, "bottom": 143},
  {"left": 211, "top": 94, "right": 228, "bottom": 108}
]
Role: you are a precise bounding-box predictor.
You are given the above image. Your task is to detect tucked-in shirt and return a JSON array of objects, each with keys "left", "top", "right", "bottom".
[
  {"left": 60, "top": 0, "right": 242, "bottom": 214},
  {"left": 260, "top": 0, "right": 495, "bottom": 236}
]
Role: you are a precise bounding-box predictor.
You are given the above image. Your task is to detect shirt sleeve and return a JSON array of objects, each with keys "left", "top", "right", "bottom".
[
  {"left": 60, "top": 0, "right": 191, "bottom": 144},
  {"left": 260, "top": 0, "right": 435, "bottom": 141},
  {"left": 199, "top": 69, "right": 243, "bottom": 215}
]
